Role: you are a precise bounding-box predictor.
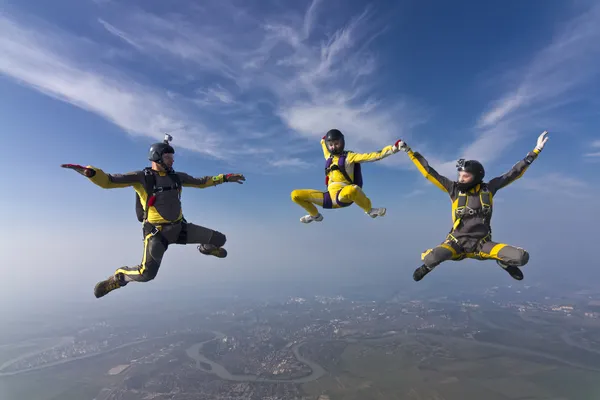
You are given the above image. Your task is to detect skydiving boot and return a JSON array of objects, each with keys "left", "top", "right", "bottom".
[
  {"left": 300, "top": 213, "right": 323, "bottom": 223},
  {"left": 367, "top": 207, "right": 386, "bottom": 218},
  {"left": 413, "top": 264, "right": 433, "bottom": 282},
  {"left": 94, "top": 273, "right": 127, "bottom": 299},
  {"left": 198, "top": 244, "right": 228, "bottom": 258},
  {"left": 496, "top": 260, "right": 524, "bottom": 281}
]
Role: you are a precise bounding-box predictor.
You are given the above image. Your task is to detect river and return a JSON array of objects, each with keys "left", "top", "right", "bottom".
[{"left": 185, "top": 332, "right": 326, "bottom": 383}]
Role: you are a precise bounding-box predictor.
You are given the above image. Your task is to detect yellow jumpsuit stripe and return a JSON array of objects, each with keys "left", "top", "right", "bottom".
[
  {"left": 480, "top": 243, "right": 507, "bottom": 260},
  {"left": 407, "top": 151, "right": 449, "bottom": 193},
  {"left": 115, "top": 230, "right": 156, "bottom": 276}
]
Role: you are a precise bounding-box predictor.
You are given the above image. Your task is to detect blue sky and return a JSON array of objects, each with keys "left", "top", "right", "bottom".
[{"left": 1, "top": 0, "right": 599, "bottom": 312}]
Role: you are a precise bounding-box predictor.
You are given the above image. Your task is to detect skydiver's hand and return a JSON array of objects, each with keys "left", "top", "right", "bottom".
[
  {"left": 392, "top": 139, "right": 409, "bottom": 153},
  {"left": 224, "top": 173, "right": 246, "bottom": 184},
  {"left": 535, "top": 130, "right": 549, "bottom": 152},
  {"left": 61, "top": 164, "right": 96, "bottom": 177}
]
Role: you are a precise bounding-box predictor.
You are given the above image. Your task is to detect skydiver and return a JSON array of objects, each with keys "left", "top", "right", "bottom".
[
  {"left": 291, "top": 129, "right": 404, "bottom": 223},
  {"left": 61, "top": 135, "right": 246, "bottom": 299},
  {"left": 393, "top": 131, "right": 549, "bottom": 282}
]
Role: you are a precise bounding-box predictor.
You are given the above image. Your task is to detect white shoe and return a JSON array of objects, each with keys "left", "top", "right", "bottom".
[
  {"left": 300, "top": 213, "right": 323, "bottom": 223},
  {"left": 367, "top": 207, "right": 386, "bottom": 218}
]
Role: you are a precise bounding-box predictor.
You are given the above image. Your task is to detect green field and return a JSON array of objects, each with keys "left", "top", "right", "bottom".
[
  {"left": 300, "top": 334, "right": 600, "bottom": 400},
  {"left": 0, "top": 348, "right": 125, "bottom": 400},
  {"left": 2, "top": 330, "right": 600, "bottom": 400},
  {"left": 0, "top": 334, "right": 198, "bottom": 400}
]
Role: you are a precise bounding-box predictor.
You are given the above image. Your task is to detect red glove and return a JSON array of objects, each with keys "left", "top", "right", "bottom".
[
  {"left": 61, "top": 164, "right": 95, "bottom": 177},
  {"left": 224, "top": 173, "right": 246, "bottom": 184},
  {"left": 392, "top": 139, "right": 408, "bottom": 153}
]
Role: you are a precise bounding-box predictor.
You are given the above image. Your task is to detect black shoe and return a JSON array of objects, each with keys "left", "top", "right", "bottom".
[
  {"left": 413, "top": 265, "right": 432, "bottom": 282},
  {"left": 496, "top": 260, "right": 524, "bottom": 281},
  {"left": 198, "top": 244, "right": 227, "bottom": 258},
  {"left": 94, "top": 274, "right": 124, "bottom": 298}
]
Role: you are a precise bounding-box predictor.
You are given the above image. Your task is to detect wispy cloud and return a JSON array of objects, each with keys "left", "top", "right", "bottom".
[
  {"left": 269, "top": 158, "right": 311, "bottom": 169},
  {"left": 520, "top": 173, "right": 589, "bottom": 198},
  {"left": 100, "top": 1, "right": 428, "bottom": 148},
  {"left": 0, "top": 1, "right": 426, "bottom": 170},
  {"left": 97, "top": 18, "right": 143, "bottom": 50},
  {"left": 584, "top": 139, "right": 600, "bottom": 157},
  {"left": 0, "top": 11, "right": 232, "bottom": 159},
  {"left": 402, "top": 189, "right": 426, "bottom": 198},
  {"left": 455, "top": 3, "right": 600, "bottom": 167}
]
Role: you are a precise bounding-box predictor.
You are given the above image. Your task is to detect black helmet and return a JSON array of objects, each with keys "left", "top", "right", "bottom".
[
  {"left": 148, "top": 142, "right": 174, "bottom": 163},
  {"left": 149, "top": 133, "right": 175, "bottom": 163},
  {"left": 325, "top": 129, "right": 345, "bottom": 154},
  {"left": 148, "top": 134, "right": 175, "bottom": 172},
  {"left": 456, "top": 159, "right": 485, "bottom": 191}
]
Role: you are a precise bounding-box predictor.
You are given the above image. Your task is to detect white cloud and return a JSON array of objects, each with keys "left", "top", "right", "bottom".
[
  {"left": 2, "top": 1, "right": 598, "bottom": 177},
  {"left": 0, "top": 1, "right": 427, "bottom": 171},
  {"left": 97, "top": 18, "right": 143, "bottom": 50},
  {"left": 402, "top": 189, "right": 426, "bottom": 198},
  {"left": 582, "top": 139, "right": 600, "bottom": 157},
  {"left": 269, "top": 158, "right": 311, "bottom": 169},
  {"left": 416, "top": 3, "right": 600, "bottom": 173},
  {"left": 519, "top": 173, "right": 589, "bottom": 197},
  {"left": 89, "top": 1, "right": 427, "bottom": 148},
  {"left": 0, "top": 12, "right": 230, "bottom": 159}
]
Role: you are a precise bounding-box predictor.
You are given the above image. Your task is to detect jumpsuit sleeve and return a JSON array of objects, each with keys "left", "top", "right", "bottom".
[
  {"left": 406, "top": 150, "right": 455, "bottom": 194},
  {"left": 345, "top": 145, "right": 396, "bottom": 163},
  {"left": 177, "top": 172, "right": 226, "bottom": 188},
  {"left": 320, "top": 138, "right": 331, "bottom": 159},
  {"left": 486, "top": 149, "right": 541, "bottom": 195},
  {"left": 86, "top": 166, "right": 144, "bottom": 189}
]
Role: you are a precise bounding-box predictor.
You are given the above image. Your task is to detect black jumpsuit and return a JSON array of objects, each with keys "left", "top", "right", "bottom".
[
  {"left": 407, "top": 148, "right": 542, "bottom": 270},
  {"left": 86, "top": 166, "right": 228, "bottom": 283}
]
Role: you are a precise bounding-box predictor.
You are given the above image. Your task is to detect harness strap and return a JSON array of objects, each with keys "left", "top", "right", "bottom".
[
  {"left": 324, "top": 153, "right": 363, "bottom": 188},
  {"left": 140, "top": 168, "right": 183, "bottom": 222},
  {"left": 453, "top": 184, "right": 492, "bottom": 230}
]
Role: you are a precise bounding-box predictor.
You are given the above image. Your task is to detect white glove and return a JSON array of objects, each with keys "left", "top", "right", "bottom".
[
  {"left": 535, "top": 130, "right": 549, "bottom": 152},
  {"left": 392, "top": 139, "right": 409, "bottom": 153}
]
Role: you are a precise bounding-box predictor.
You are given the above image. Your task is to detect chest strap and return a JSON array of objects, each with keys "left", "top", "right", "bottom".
[
  {"left": 324, "top": 153, "right": 363, "bottom": 188},
  {"left": 141, "top": 168, "right": 182, "bottom": 221},
  {"left": 453, "top": 186, "right": 492, "bottom": 230}
]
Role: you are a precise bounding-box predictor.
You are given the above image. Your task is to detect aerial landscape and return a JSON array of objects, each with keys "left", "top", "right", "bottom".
[{"left": 2, "top": 282, "right": 600, "bottom": 400}]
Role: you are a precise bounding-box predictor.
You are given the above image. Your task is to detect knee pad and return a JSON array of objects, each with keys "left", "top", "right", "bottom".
[{"left": 209, "top": 231, "right": 226, "bottom": 247}]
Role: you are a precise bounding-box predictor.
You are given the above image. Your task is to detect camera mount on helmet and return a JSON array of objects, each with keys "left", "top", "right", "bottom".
[
  {"left": 148, "top": 134, "right": 175, "bottom": 171},
  {"left": 455, "top": 158, "right": 485, "bottom": 192}
]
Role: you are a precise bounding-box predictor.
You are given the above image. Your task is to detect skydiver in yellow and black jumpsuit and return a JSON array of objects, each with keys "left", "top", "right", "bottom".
[
  {"left": 395, "top": 131, "right": 549, "bottom": 282},
  {"left": 291, "top": 129, "right": 403, "bottom": 223},
  {"left": 61, "top": 135, "right": 246, "bottom": 299}
]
